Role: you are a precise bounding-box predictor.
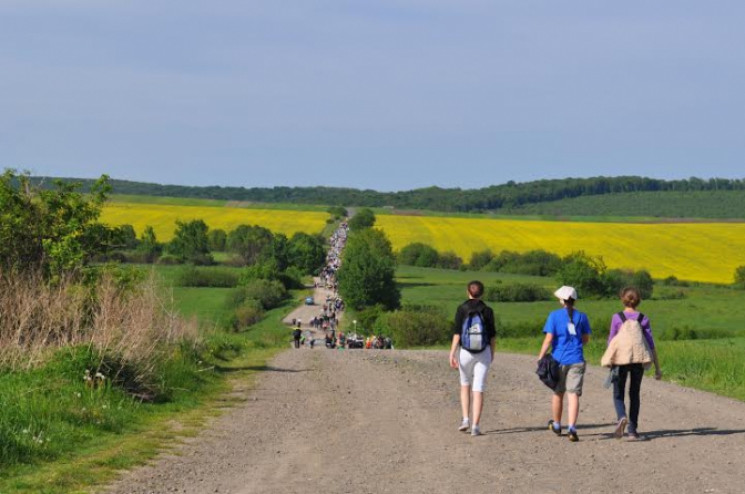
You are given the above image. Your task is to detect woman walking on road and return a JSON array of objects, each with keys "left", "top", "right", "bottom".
[
  {"left": 537, "top": 286, "right": 592, "bottom": 442},
  {"left": 601, "top": 287, "right": 662, "bottom": 441}
]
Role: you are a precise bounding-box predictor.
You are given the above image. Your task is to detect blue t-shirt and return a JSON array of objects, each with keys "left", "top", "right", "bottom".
[{"left": 543, "top": 308, "right": 592, "bottom": 366}]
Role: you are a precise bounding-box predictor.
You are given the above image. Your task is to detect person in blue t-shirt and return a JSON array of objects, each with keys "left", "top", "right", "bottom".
[{"left": 537, "top": 286, "right": 592, "bottom": 442}]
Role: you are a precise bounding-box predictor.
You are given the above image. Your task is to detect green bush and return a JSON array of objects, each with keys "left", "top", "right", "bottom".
[
  {"left": 734, "top": 265, "right": 745, "bottom": 289},
  {"left": 662, "top": 275, "right": 690, "bottom": 287},
  {"left": 175, "top": 266, "right": 239, "bottom": 288},
  {"left": 375, "top": 306, "right": 450, "bottom": 347},
  {"left": 230, "top": 279, "right": 287, "bottom": 310},
  {"left": 605, "top": 268, "right": 654, "bottom": 299},
  {"left": 348, "top": 208, "right": 376, "bottom": 230},
  {"left": 484, "top": 283, "right": 551, "bottom": 302},
  {"left": 398, "top": 242, "right": 440, "bottom": 267},
  {"left": 556, "top": 251, "right": 608, "bottom": 298},
  {"left": 469, "top": 249, "right": 494, "bottom": 270},
  {"left": 437, "top": 251, "right": 463, "bottom": 270},
  {"left": 485, "top": 250, "right": 561, "bottom": 276},
  {"left": 355, "top": 304, "right": 387, "bottom": 333},
  {"left": 231, "top": 300, "right": 265, "bottom": 331}
]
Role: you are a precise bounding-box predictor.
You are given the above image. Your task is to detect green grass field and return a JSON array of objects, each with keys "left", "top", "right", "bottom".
[
  {"left": 397, "top": 266, "right": 745, "bottom": 340},
  {"left": 0, "top": 264, "right": 296, "bottom": 493},
  {"left": 397, "top": 265, "right": 745, "bottom": 401}
]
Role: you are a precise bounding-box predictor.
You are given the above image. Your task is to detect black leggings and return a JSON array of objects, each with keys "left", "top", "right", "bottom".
[{"left": 613, "top": 363, "right": 644, "bottom": 431}]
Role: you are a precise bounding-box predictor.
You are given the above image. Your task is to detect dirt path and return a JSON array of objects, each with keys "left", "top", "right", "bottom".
[{"left": 105, "top": 350, "right": 745, "bottom": 494}]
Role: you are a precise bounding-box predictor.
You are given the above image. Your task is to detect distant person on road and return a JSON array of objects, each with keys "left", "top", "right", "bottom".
[
  {"left": 537, "top": 286, "right": 592, "bottom": 442},
  {"left": 292, "top": 328, "right": 302, "bottom": 349},
  {"left": 449, "top": 280, "right": 496, "bottom": 437},
  {"left": 601, "top": 287, "right": 662, "bottom": 441}
]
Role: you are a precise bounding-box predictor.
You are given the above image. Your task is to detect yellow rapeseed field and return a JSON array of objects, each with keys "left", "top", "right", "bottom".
[
  {"left": 376, "top": 215, "right": 745, "bottom": 284},
  {"left": 100, "top": 203, "right": 328, "bottom": 240}
]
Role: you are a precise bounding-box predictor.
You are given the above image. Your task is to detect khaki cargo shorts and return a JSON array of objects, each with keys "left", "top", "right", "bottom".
[{"left": 554, "top": 362, "right": 586, "bottom": 396}]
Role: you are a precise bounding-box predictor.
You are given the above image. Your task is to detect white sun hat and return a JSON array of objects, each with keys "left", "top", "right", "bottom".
[{"left": 554, "top": 285, "right": 578, "bottom": 301}]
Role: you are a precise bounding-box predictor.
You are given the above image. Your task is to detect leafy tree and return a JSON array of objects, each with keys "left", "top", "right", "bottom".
[
  {"left": 227, "top": 225, "right": 274, "bottom": 265},
  {"left": 348, "top": 208, "right": 376, "bottom": 230},
  {"left": 287, "top": 232, "right": 326, "bottom": 274},
  {"left": 337, "top": 229, "right": 400, "bottom": 310},
  {"left": 398, "top": 242, "right": 440, "bottom": 267},
  {"left": 269, "top": 233, "right": 290, "bottom": 272},
  {"left": 168, "top": 219, "right": 213, "bottom": 264},
  {"left": 207, "top": 229, "right": 227, "bottom": 251},
  {"left": 136, "top": 226, "right": 162, "bottom": 263},
  {"left": 556, "top": 251, "right": 608, "bottom": 298},
  {"left": 0, "top": 170, "right": 110, "bottom": 278},
  {"left": 327, "top": 206, "right": 348, "bottom": 218}
]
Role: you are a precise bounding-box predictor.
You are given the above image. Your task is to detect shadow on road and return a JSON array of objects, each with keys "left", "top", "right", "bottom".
[
  {"left": 485, "top": 422, "right": 616, "bottom": 435},
  {"left": 644, "top": 427, "right": 745, "bottom": 439},
  {"left": 215, "top": 365, "right": 309, "bottom": 374}
]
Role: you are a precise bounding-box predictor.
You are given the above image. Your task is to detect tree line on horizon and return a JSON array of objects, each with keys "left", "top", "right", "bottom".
[{"left": 29, "top": 175, "right": 745, "bottom": 213}]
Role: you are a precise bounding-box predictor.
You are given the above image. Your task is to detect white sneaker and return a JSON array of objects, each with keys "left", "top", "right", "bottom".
[
  {"left": 471, "top": 425, "right": 482, "bottom": 436},
  {"left": 458, "top": 419, "right": 470, "bottom": 432}
]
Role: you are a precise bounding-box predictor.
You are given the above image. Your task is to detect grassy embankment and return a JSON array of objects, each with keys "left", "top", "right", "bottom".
[
  {"left": 0, "top": 264, "right": 298, "bottom": 494},
  {"left": 396, "top": 265, "right": 745, "bottom": 401}
]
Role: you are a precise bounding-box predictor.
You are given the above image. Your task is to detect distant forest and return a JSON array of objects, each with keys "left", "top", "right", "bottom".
[{"left": 31, "top": 175, "right": 745, "bottom": 216}]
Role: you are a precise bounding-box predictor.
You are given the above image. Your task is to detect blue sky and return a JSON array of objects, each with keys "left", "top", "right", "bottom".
[{"left": 1, "top": 1, "right": 744, "bottom": 191}]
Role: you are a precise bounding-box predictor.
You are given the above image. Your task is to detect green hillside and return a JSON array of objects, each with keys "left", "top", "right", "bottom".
[
  {"left": 504, "top": 190, "right": 745, "bottom": 219},
  {"left": 29, "top": 175, "right": 745, "bottom": 218}
]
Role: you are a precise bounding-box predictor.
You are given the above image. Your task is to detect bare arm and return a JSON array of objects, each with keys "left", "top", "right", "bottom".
[
  {"left": 537, "top": 333, "right": 554, "bottom": 361},
  {"left": 449, "top": 334, "right": 460, "bottom": 369}
]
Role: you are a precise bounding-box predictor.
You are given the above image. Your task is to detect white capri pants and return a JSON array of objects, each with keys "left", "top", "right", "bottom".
[{"left": 458, "top": 347, "right": 492, "bottom": 392}]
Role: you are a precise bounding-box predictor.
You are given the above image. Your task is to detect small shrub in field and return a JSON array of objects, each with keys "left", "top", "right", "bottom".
[
  {"left": 398, "top": 243, "right": 440, "bottom": 267},
  {"left": 485, "top": 283, "right": 551, "bottom": 302},
  {"left": 484, "top": 250, "right": 561, "bottom": 276},
  {"left": 175, "top": 266, "right": 239, "bottom": 288},
  {"left": 356, "top": 304, "right": 387, "bottom": 333},
  {"left": 662, "top": 275, "right": 690, "bottom": 287},
  {"left": 231, "top": 300, "right": 265, "bottom": 331},
  {"left": 734, "top": 266, "right": 745, "bottom": 289},
  {"left": 229, "top": 279, "right": 287, "bottom": 310},
  {"left": 437, "top": 251, "right": 463, "bottom": 270},
  {"left": 469, "top": 249, "right": 494, "bottom": 270}
]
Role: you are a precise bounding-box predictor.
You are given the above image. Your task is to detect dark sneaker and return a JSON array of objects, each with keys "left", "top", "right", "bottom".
[
  {"left": 568, "top": 429, "right": 579, "bottom": 442},
  {"left": 614, "top": 417, "right": 628, "bottom": 439},
  {"left": 548, "top": 420, "right": 561, "bottom": 436}
]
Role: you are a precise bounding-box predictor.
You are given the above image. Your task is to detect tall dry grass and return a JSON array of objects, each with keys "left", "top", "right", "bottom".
[{"left": 0, "top": 270, "right": 198, "bottom": 392}]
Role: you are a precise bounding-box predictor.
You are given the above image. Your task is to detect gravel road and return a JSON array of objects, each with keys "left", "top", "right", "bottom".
[{"left": 104, "top": 348, "right": 745, "bottom": 494}]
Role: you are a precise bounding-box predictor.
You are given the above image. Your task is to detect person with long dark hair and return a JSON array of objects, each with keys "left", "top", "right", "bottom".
[{"left": 537, "top": 286, "right": 592, "bottom": 442}]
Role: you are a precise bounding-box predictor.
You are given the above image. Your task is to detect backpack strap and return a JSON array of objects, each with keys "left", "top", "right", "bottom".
[
  {"left": 617, "top": 311, "right": 626, "bottom": 322},
  {"left": 637, "top": 313, "right": 645, "bottom": 323}
]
